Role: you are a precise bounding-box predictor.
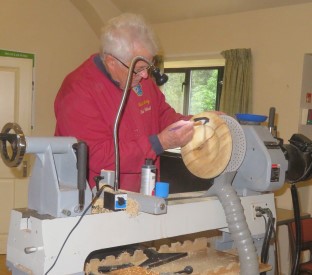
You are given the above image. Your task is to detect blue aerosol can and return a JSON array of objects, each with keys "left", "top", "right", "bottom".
[{"left": 140, "top": 158, "right": 156, "bottom": 196}]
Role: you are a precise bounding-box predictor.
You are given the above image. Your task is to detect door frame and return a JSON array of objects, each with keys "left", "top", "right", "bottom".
[{"left": 0, "top": 49, "right": 35, "bottom": 130}]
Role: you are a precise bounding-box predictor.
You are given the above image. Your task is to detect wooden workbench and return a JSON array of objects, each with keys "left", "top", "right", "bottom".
[{"left": 276, "top": 208, "right": 311, "bottom": 226}]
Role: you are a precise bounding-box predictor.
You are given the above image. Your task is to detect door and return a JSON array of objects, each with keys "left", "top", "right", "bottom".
[{"left": 0, "top": 50, "right": 33, "bottom": 253}]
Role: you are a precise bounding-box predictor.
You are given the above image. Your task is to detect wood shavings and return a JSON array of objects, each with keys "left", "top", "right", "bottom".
[
  {"left": 91, "top": 186, "right": 113, "bottom": 214},
  {"left": 85, "top": 237, "right": 271, "bottom": 275},
  {"left": 202, "top": 260, "right": 240, "bottom": 275},
  {"left": 110, "top": 266, "right": 159, "bottom": 275},
  {"left": 92, "top": 197, "right": 110, "bottom": 214},
  {"left": 85, "top": 250, "right": 149, "bottom": 275},
  {"left": 125, "top": 198, "right": 139, "bottom": 217},
  {"left": 151, "top": 247, "right": 239, "bottom": 275},
  {"left": 158, "top": 237, "right": 208, "bottom": 254},
  {"left": 85, "top": 258, "right": 101, "bottom": 274}
]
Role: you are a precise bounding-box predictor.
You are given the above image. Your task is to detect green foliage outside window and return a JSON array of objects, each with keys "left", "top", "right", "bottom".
[
  {"left": 162, "top": 73, "right": 185, "bottom": 114},
  {"left": 163, "top": 68, "right": 222, "bottom": 115},
  {"left": 190, "top": 70, "right": 218, "bottom": 114}
]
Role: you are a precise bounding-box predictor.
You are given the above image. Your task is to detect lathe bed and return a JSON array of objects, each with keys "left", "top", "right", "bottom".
[{"left": 6, "top": 192, "right": 275, "bottom": 274}]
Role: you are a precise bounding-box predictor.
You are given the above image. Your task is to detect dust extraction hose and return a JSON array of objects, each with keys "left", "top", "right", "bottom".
[
  {"left": 213, "top": 173, "right": 259, "bottom": 275},
  {"left": 199, "top": 115, "right": 258, "bottom": 274}
]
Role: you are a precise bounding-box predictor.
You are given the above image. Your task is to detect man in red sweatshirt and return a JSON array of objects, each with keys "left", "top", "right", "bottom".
[{"left": 54, "top": 13, "right": 194, "bottom": 192}]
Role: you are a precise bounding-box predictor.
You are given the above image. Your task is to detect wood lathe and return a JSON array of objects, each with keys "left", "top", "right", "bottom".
[{"left": 0, "top": 111, "right": 288, "bottom": 274}]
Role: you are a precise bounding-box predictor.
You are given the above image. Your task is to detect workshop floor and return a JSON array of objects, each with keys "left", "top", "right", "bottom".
[{"left": 0, "top": 255, "right": 11, "bottom": 275}]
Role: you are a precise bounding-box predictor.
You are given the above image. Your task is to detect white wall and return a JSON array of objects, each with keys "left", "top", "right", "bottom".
[{"left": 0, "top": 0, "right": 100, "bottom": 136}]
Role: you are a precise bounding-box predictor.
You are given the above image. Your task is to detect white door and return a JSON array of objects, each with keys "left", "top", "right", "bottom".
[{"left": 0, "top": 52, "right": 33, "bottom": 253}]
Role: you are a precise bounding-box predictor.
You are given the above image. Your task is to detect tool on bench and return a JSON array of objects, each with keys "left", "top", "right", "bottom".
[{"left": 95, "top": 245, "right": 188, "bottom": 273}]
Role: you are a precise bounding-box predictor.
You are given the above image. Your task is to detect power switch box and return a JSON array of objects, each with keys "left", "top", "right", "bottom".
[{"left": 104, "top": 191, "right": 127, "bottom": 211}]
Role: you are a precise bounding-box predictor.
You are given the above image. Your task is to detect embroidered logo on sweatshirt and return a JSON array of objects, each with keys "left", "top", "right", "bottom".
[
  {"left": 133, "top": 84, "right": 143, "bottom": 96},
  {"left": 138, "top": 99, "right": 151, "bottom": 114}
]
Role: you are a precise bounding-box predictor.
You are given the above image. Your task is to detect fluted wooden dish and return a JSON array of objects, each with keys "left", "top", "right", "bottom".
[{"left": 181, "top": 112, "right": 232, "bottom": 179}]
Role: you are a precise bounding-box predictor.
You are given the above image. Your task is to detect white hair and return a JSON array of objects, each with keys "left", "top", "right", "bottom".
[{"left": 100, "top": 13, "right": 159, "bottom": 61}]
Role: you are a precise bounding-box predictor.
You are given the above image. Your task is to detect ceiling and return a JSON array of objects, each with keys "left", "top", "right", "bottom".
[
  {"left": 71, "top": 0, "right": 312, "bottom": 37},
  {"left": 109, "top": 0, "right": 312, "bottom": 24}
]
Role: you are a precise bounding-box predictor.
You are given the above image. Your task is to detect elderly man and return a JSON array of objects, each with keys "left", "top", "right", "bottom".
[{"left": 54, "top": 13, "right": 194, "bottom": 192}]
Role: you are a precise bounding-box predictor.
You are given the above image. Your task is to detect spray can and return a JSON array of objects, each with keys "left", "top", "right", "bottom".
[{"left": 140, "top": 158, "right": 156, "bottom": 196}]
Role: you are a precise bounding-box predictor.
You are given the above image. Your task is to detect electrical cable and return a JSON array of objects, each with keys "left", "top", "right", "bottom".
[
  {"left": 263, "top": 215, "right": 274, "bottom": 264},
  {"left": 260, "top": 215, "right": 269, "bottom": 275},
  {"left": 257, "top": 207, "right": 275, "bottom": 275},
  {"left": 44, "top": 185, "right": 107, "bottom": 275},
  {"left": 286, "top": 139, "right": 312, "bottom": 275},
  {"left": 257, "top": 207, "right": 274, "bottom": 264},
  {"left": 272, "top": 226, "right": 280, "bottom": 275},
  {"left": 260, "top": 216, "right": 280, "bottom": 275},
  {"left": 290, "top": 183, "right": 302, "bottom": 275},
  {"left": 261, "top": 217, "right": 269, "bottom": 263}
]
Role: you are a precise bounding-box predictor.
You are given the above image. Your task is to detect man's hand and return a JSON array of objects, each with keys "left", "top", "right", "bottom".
[{"left": 157, "top": 120, "right": 194, "bottom": 151}]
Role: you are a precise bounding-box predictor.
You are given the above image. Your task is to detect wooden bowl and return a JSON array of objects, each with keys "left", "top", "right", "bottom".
[{"left": 181, "top": 112, "right": 232, "bottom": 179}]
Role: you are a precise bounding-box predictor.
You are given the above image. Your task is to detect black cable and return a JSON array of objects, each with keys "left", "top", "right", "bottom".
[
  {"left": 258, "top": 207, "right": 275, "bottom": 264},
  {"left": 259, "top": 217, "right": 281, "bottom": 275},
  {"left": 259, "top": 214, "right": 269, "bottom": 275},
  {"left": 44, "top": 185, "right": 107, "bottom": 275},
  {"left": 290, "top": 183, "right": 302, "bottom": 275},
  {"left": 261, "top": 216, "right": 270, "bottom": 263},
  {"left": 258, "top": 207, "right": 276, "bottom": 275},
  {"left": 272, "top": 225, "right": 280, "bottom": 275},
  {"left": 286, "top": 140, "right": 312, "bottom": 275},
  {"left": 261, "top": 216, "right": 280, "bottom": 275},
  {"left": 260, "top": 214, "right": 269, "bottom": 262},
  {"left": 285, "top": 138, "right": 312, "bottom": 274},
  {"left": 264, "top": 216, "right": 275, "bottom": 264},
  {"left": 256, "top": 207, "right": 270, "bottom": 263}
]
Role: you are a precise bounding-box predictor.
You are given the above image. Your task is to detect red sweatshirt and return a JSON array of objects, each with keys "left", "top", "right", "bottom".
[{"left": 54, "top": 54, "right": 186, "bottom": 192}]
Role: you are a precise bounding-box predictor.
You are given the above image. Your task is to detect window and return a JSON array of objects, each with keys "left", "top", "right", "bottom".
[{"left": 162, "top": 66, "right": 224, "bottom": 115}]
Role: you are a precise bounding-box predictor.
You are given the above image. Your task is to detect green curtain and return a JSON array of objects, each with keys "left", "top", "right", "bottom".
[{"left": 220, "top": 48, "right": 252, "bottom": 117}]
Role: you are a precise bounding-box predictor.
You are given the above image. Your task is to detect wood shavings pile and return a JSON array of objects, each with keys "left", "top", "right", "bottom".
[
  {"left": 91, "top": 197, "right": 109, "bottom": 214},
  {"left": 110, "top": 266, "right": 159, "bottom": 275},
  {"left": 85, "top": 238, "right": 210, "bottom": 275},
  {"left": 85, "top": 249, "right": 148, "bottom": 275},
  {"left": 125, "top": 197, "right": 139, "bottom": 217}
]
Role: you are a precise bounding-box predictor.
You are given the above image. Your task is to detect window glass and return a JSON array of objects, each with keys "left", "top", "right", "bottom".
[
  {"left": 190, "top": 69, "right": 219, "bottom": 114},
  {"left": 163, "top": 67, "right": 224, "bottom": 115},
  {"left": 162, "top": 72, "right": 185, "bottom": 114}
]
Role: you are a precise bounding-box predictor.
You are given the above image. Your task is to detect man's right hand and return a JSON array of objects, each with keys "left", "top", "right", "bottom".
[{"left": 157, "top": 120, "right": 194, "bottom": 150}]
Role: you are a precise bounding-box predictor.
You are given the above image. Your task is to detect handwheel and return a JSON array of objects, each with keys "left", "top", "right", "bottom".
[{"left": 0, "top": 122, "right": 26, "bottom": 167}]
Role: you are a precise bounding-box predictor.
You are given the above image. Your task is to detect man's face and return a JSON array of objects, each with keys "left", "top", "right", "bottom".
[{"left": 107, "top": 46, "right": 153, "bottom": 90}]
